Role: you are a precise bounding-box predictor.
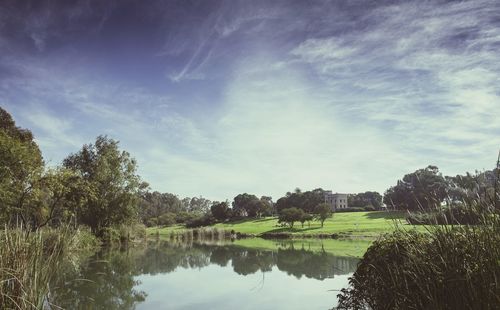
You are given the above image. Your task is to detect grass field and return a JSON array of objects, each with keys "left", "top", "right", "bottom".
[{"left": 147, "top": 211, "right": 418, "bottom": 239}]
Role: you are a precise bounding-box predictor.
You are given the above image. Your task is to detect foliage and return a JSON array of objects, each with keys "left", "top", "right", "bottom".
[
  {"left": 185, "top": 214, "right": 216, "bottom": 228},
  {"left": 348, "top": 191, "right": 382, "bottom": 209},
  {"left": 174, "top": 211, "right": 198, "bottom": 224},
  {"left": 102, "top": 223, "right": 147, "bottom": 244},
  {"left": 275, "top": 188, "right": 325, "bottom": 214},
  {"left": 0, "top": 109, "right": 44, "bottom": 228},
  {"left": 314, "top": 203, "right": 333, "bottom": 227},
  {"left": 232, "top": 193, "right": 264, "bottom": 217},
  {"left": 278, "top": 207, "right": 305, "bottom": 228},
  {"left": 337, "top": 225, "right": 500, "bottom": 309},
  {"left": 337, "top": 163, "right": 500, "bottom": 310},
  {"left": 63, "top": 135, "right": 148, "bottom": 235},
  {"left": 406, "top": 204, "right": 484, "bottom": 225},
  {"left": 299, "top": 213, "right": 313, "bottom": 227},
  {"left": 211, "top": 201, "right": 232, "bottom": 221},
  {"left": 157, "top": 212, "right": 177, "bottom": 226},
  {"left": 383, "top": 165, "right": 448, "bottom": 211}
]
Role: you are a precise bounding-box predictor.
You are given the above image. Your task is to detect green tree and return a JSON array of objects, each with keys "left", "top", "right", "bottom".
[
  {"left": 63, "top": 136, "right": 148, "bottom": 235},
  {"left": 157, "top": 212, "right": 177, "bottom": 226},
  {"left": 348, "top": 191, "right": 383, "bottom": 209},
  {"left": 232, "top": 193, "right": 262, "bottom": 217},
  {"left": 314, "top": 203, "right": 332, "bottom": 227},
  {"left": 383, "top": 166, "right": 448, "bottom": 211},
  {"left": 35, "top": 167, "right": 88, "bottom": 229},
  {"left": 300, "top": 213, "right": 313, "bottom": 228},
  {"left": 0, "top": 107, "right": 44, "bottom": 228},
  {"left": 278, "top": 207, "right": 305, "bottom": 228},
  {"left": 211, "top": 201, "right": 231, "bottom": 222},
  {"left": 276, "top": 188, "right": 325, "bottom": 214}
]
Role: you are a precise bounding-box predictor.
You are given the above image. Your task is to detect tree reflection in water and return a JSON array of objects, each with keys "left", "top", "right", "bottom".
[{"left": 51, "top": 240, "right": 359, "bottom": 309}]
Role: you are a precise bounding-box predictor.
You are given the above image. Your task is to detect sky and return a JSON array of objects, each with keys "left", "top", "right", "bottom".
[{"left": 1, "top": 0, "right": 499, "bottom": 201}]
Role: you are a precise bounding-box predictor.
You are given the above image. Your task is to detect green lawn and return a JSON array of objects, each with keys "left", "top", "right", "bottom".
[{"left": 147, "top": 211, "right": 418, "bottom": 239}]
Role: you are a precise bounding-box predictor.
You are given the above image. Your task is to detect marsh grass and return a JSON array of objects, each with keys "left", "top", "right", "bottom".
[
  {"left": 167, "top": 227, "right": 233, "bottom": 243},
  {"left": 336, "top": 161, "right": 500, "bottom": 309},
  {"left": 0, "top": 226, "right": 98, "bottom": 309}
]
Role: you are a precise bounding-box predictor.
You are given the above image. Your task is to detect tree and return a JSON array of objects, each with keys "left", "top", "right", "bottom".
[
  {"left": 211, "top": 201, "right": 231, "bottom": 222},
  {"left": 300, "top": 213, "right": 313, "bottom": 228},
  {"left": 188, "top": 196, "right": 211, "bottom": 213},
  {"left": 383, "top": 166, "right": 448, "bottom": 211},
  {"left": 0, "top": 107, "right": 44, "bottom": 228},
  {"left": 278, "top": 207, "right": 304, "bottom": 228},
  {"left": 314, "top": 203, "right": 332, "bottom": 227},
  {"left": 34, "top": 167, "right": 88, "bottom": 229},
  {"left": 348, "top": 191, "right": 383, "bottom": 209},
  {"left": 276, "top": 188, "right": 325, "bottom": 214},
  {"left": 232, "top": 193, "right": 262, "bottom": 217},
  {"left": 63, "top": 135, "right": 148, "bottom": 235},
  {"left": 260, "top": 196, "right": 274, "bottom": 216},
  {"left": 157, "top": 212, "right": 176, "bottom": 226}
]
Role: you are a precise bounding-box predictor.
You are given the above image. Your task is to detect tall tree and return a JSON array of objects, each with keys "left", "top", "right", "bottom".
[
  {"left": 232, "top": 193, "right": 262, "bottom": 217},
  {"left": 63, "top": 135, "right": 148, "bottom": 235},
  {"left": 314, "top": 203, "right": 333, "bottom": 227},
  {"left": 211, "top": 201, "right": 231, "bottom": 221},
  {"left": 0, "top": 107, "right": 44, "bottom": 227},
  {"left": 348, "top": 191, "right": 383, "bottom": 209},
  {"left": 383, "top": 166, "right": 448, "bottom": 211}
]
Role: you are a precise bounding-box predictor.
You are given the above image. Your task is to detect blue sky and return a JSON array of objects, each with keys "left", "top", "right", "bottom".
[{"left": 1, "top": 0, "right": 499, "bottom": 201}]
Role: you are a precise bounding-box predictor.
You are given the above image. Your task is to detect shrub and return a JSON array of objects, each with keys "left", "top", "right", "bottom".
[
  {"left": 406, "top": 204, "right": 484, "bottom": 225},
  {"left": 337, "top": 204, "right": 500, "bottom": 309},
  {"left": 185, "top": 214, "right": 216, "bottom": 228},
  {"left": 145, "top": 218, "right": 157, "bottom": 227},
  {"left": 363, "top": 206, "right": 376, "bottom": 211},
  {"left": 175, "top": 211, "right": 198, "bottom": 224},
  {"left": 158, "top": 212, "right": 177, "bottom": 226}
]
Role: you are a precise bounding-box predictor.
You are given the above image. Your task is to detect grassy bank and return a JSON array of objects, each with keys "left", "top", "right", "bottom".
[{"left": 147, "top": 211, "right": 412, "bottom": 239}]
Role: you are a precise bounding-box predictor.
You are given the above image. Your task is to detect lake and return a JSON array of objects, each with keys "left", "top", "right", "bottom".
[{"left": 51, "top": 239, "right": 363, "bottom": 309}]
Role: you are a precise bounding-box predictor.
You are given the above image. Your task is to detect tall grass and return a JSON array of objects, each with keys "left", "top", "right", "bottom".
[
  {"left": 0, "top": 226, "right": 99, "bottom": 309},
  {"left": 167, "top": 227, "right": 232, "bottom": 243},
  {"left": 336, "top": 164, "right": 500, "bottom": 309}
]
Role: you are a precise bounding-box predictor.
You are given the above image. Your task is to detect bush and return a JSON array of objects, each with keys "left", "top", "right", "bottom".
[
  {"left": 335, "top": 207, "right": 366, "bottom": 213},
  {"left": 337, "top": 207, "right": 500, "bottom": 309},
  {"left": 175, "top": 211, "right": 198, "bottom": 224},
  {"left": 406, "top": 204, "right": 484, "bottom": 225},
  {"left": 363, "top": 205, "right": 376, "bottom": 211},
  {"left": 158, "top": 212, "right": 177, "bottom": 226},
  {"left": 185, "top": 214, "right": 216, "bottom": 228},
  {"left": 102, "top": 226, "right": 121, "bottom": 244},
  {"left": 145, "top": 218, "right": 157, "bottom": 227},
  {"left": 101, "top": 222, "right": 147, "bottom": 244}
]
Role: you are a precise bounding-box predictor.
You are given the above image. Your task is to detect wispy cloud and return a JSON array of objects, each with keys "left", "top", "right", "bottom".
[{"left": 0, "top": 0, "right": 498, "bottom": 200}]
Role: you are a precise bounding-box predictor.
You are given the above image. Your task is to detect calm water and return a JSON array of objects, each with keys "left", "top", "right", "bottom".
[{"left": 51, "top": 240, "right": 359, "bottom": 310}]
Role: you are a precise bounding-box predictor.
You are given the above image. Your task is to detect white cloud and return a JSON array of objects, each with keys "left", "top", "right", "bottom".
[{"left": 289, "top": 0, "right": 500, "bottom": 179}]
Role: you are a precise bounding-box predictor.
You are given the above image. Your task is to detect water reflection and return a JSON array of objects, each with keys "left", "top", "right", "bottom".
[{"left": 51, "top": 240, "right": 359, "bottom": 309}]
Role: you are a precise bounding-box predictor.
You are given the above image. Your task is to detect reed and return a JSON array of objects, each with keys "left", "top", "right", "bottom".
[
  {"left": 167, "top": 227, "right": 233, "bottom": 243},
  {"left": 0, "top": 225, "right": 98, "bottom": 309}
]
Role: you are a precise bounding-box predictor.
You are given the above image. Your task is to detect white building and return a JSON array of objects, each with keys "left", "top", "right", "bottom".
[{"left": 324, "top": 191, "right": 348, "bottom": 211}]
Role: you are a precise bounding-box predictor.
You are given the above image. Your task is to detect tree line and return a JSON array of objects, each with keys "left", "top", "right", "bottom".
[{"left": 3, "top": 106, "right": 494, "bottom": 236}]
